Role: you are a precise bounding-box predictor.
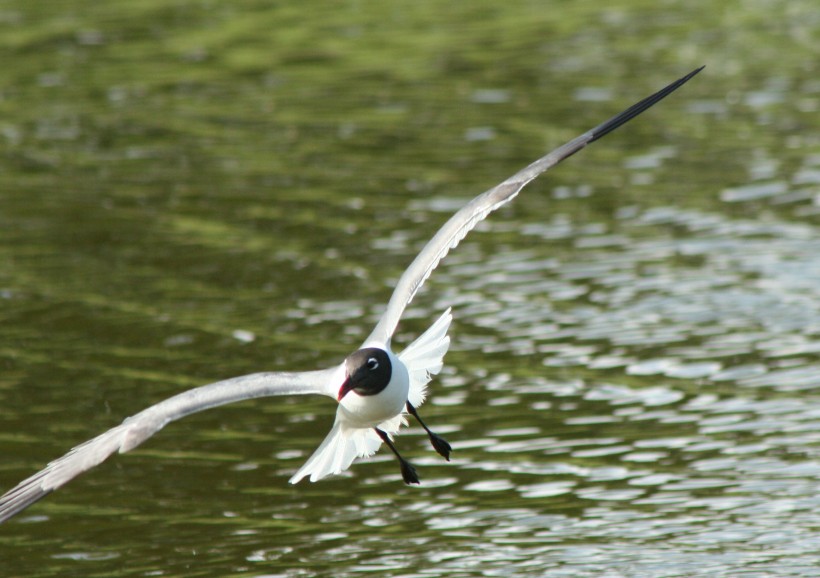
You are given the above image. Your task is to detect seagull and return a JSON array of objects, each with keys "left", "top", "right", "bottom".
[{"left": 0, "top": 66, "right": 703, "bottom": 523}]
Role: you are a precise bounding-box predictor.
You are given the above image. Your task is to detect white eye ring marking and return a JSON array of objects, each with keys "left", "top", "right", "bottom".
[{"left": 366, "top": 358, "right": 379, "bottom": 370}]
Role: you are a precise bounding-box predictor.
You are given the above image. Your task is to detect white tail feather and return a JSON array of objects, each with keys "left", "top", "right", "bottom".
[{"left": 289, "top": 421, "right": 382, "bottom": 483}]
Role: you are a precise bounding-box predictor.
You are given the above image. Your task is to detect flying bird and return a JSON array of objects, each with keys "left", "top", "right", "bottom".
[{"left": 0, "top": 66, "right": 703, "bottom": 523}]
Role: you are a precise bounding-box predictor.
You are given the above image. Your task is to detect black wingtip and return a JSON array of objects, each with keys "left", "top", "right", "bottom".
[{"left": 588, "top": 65, "right": 705, "bottom": 144}]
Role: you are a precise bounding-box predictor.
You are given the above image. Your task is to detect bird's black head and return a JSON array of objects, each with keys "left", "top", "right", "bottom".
[{"left": 337, "top": 348, "right": 392, "bottom": 401}]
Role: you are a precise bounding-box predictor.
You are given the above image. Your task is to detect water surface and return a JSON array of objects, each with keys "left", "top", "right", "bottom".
[{"left": 1, "top": 1, "right": 819, "bottom": 576}]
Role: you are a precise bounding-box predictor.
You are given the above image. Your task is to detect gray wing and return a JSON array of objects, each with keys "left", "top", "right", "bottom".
[
  {"left": 0, "top": 367, "right": 340, "bottom": 523},
  {"left": 365, "top": 66, "right": 704, "bottom": 346}
]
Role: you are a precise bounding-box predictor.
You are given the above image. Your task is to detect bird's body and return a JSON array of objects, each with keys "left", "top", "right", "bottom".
[
  {"left": 291, "top": 308, "right": 451, "bottom": 483},
  {"left": 0, "top": 67, "right": 703, "bottom": 524}
]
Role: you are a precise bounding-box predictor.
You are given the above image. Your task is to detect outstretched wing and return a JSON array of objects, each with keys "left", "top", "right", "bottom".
[
  {"left": 0, "top": 367, "right": 340, "bottom": 523},
  {"left": 365, "top": 66, "right": 704, "bottom": 346}
]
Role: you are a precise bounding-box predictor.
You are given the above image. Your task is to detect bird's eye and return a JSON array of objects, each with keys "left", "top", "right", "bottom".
[{"left": 366, "top": 358, "right": 379, "bottom": 370}]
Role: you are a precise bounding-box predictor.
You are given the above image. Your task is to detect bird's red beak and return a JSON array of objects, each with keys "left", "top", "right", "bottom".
[{"left": 337, "top": 376, "right": 353, "bottom": 401}]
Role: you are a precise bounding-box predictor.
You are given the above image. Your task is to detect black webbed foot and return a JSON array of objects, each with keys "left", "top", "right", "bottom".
[
  {"left": 399, "top": 458, "right": 420, "bottom": 485},
  {"left": 406, "top": 402, "right": 452, "bottom": 461},
  {"left": 428, "top": 432, "right": 452, "bottom": 461},
  {"left": 375, "top": 427, "right": 421, "bottom": 485}
]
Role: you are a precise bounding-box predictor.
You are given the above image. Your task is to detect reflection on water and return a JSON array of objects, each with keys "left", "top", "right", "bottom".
[{"left": 2, "top": 1, "right": 820, "bottom": 577}]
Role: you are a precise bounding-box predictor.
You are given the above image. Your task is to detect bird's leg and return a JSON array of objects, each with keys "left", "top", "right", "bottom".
[
  {"left": 406, "top": 402, "right": 452, "bottom": 461},
  {"left": 374, "top": 427, "right": 420, "bottom": 485}
]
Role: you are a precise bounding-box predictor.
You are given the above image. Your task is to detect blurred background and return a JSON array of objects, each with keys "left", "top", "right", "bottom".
[{"left": 1, "top": 1, "right": 819, "bottom": 576}]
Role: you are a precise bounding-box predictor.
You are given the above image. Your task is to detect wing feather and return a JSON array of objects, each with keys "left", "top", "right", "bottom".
[
  {"left": 398, "top": 308, "right": 452, "bottom": 407},
  {"left": 0, "top": 368, "right": 338, "bottom": 523}
]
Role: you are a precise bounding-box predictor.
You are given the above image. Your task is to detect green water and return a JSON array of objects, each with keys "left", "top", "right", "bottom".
[{"left": 1, "top": 1, "right": 819, "bottom": 576}]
